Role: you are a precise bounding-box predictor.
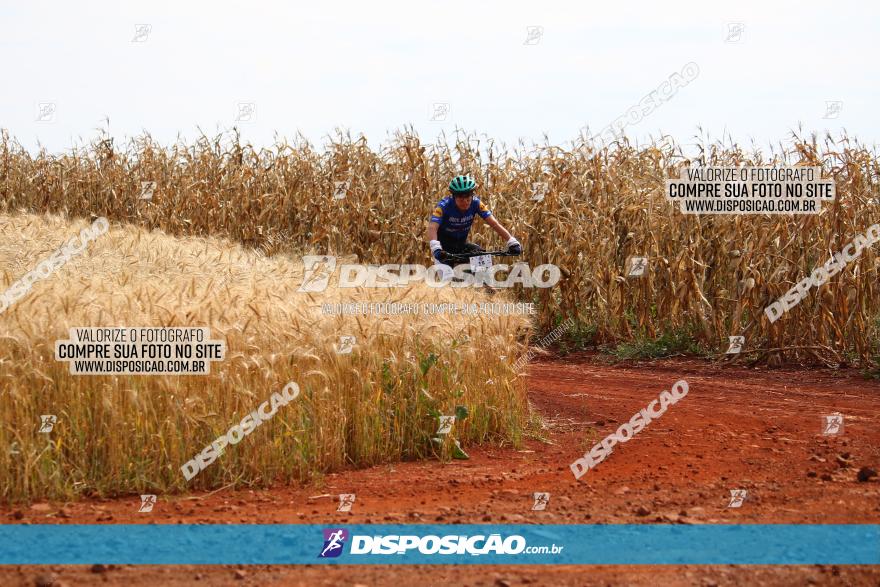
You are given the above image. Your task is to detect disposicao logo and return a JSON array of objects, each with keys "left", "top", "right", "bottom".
[
  {"left": 319, "top": 528, "right": 349, "bottom": 558},
  {"left": 316, "top": 529, "right": 561, "bottom": 558},
  {"left": 297, "top": 255, "right": 560, "bottom": 291}
]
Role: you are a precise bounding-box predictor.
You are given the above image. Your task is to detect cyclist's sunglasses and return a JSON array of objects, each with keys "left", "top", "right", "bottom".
[{"left": 452, "top": 191, "right": 474, "bottom": 199}]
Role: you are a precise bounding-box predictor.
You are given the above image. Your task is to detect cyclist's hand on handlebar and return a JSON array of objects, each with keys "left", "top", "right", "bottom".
[
  {"left": 430, "top": 240, "right": 450, "bottom": 263},
  {"left": 435, "top": 250, "right": 452, "bottom": 263},
  {"left": 506, "top": 236, "right": 522, "bottom": 255}
]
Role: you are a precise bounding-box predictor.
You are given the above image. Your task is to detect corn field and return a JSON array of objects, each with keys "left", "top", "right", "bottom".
[{"left": 2, "top": 128, "right": 880, "bottom": 365}]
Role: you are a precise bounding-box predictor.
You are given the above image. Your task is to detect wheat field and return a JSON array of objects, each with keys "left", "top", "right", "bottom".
[{"left": 0, "top": 212, "right": 531, "bottom": 502}]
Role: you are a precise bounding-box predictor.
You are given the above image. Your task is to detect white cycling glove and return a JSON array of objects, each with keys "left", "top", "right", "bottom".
[
  {"left": 506, "top": 236, "right": 522, "bottom": 254},
  {"left": 429, "top": 240, "right": 444, "bottom": 265}
]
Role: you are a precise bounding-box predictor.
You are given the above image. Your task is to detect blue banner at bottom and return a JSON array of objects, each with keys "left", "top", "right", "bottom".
[{"left": 0, "top": 524, "right": 877, "bottom": 565}]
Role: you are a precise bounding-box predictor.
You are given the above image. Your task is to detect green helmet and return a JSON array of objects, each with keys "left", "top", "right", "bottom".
[{"left": 449, "top": 175, "right": 477, "bottom": 194}]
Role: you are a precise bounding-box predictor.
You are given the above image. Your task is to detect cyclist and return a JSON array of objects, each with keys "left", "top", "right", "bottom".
[{"left": 427, "top": 175, "right": 521, "bottom": 266}]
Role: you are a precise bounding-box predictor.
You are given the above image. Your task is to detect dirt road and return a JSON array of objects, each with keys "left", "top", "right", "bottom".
[{"left": 3, "top": 354, "right": 879, "bottom": 586}]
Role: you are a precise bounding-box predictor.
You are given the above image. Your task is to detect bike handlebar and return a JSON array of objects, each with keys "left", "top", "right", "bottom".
[{"left": 445, "top": 250, "right": 523, "bottom": 260}]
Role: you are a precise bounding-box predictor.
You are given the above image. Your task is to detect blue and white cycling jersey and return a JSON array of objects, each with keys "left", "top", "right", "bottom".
[{"left": 429, "top": 196, "right": 492, "bottom": 243}]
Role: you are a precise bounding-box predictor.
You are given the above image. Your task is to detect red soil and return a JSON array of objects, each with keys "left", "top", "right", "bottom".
[{"left": 3, "top": 354, "right": 879, "bottom": 586}]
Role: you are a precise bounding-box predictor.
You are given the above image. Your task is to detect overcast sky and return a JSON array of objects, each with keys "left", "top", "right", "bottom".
[{"left": 3, "top": 0, "right": 877, "bottom": 154}]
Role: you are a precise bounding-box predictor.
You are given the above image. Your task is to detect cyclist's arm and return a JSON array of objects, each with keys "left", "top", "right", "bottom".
[
  {"left": 426, "top": 218, "right": 445, "bottom": 262},
  {"left": 426, "top": 222, "right": 439, "bottom": 242},
  {"left": 483, "top": 215, "right": 512, "bottom": 241}
]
